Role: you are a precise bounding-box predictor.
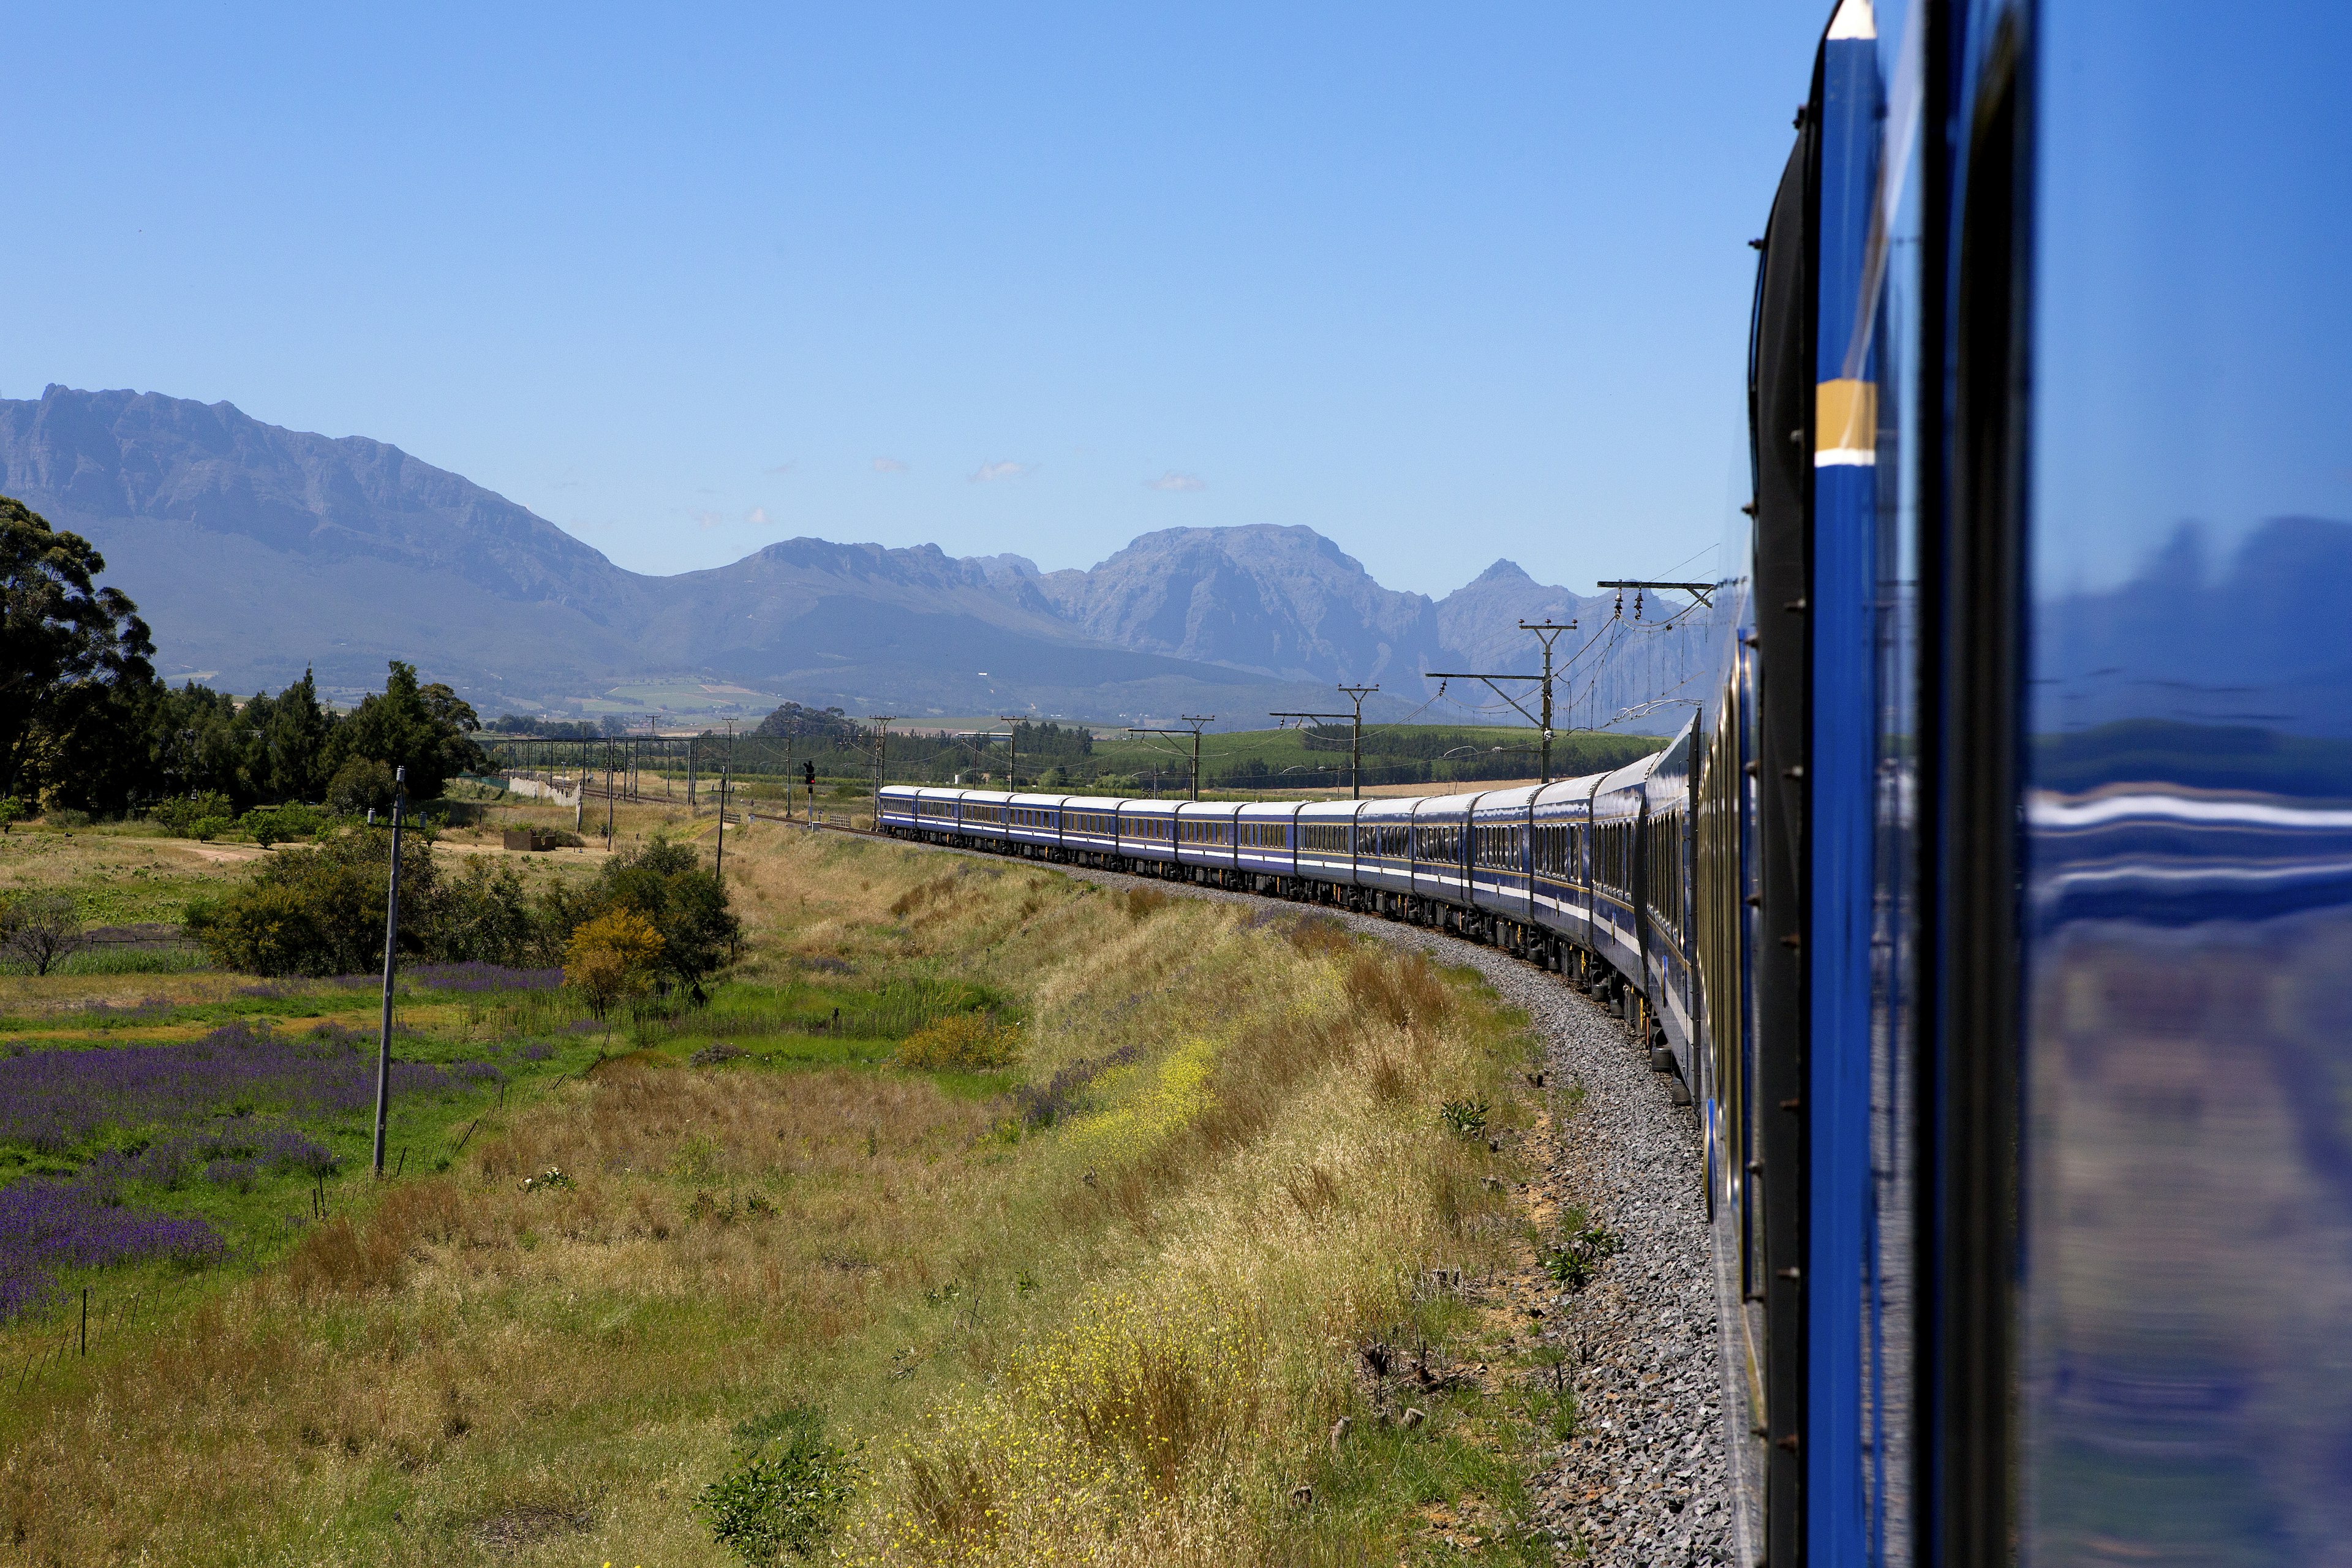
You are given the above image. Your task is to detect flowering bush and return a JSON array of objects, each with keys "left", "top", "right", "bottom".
[
  {"left": 895, "top": 1014, "right": 1022, "bottom": 1072},
  {"left": 564, "top": 910, "right": 664, "bottom": 1019}
]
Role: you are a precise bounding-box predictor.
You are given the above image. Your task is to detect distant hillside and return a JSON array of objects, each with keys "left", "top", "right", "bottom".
[{"left": 0, "top": 385, "right": 1708, "bottom": 731}]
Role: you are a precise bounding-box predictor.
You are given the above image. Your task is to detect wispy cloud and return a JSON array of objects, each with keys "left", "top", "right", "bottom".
[
  {"left": 693, "top": 510, "right": 724, "bottom": 530},
  {"left": 764, "top": 461, "right": 796, "bottom": 476},
  {"left": 970, "top": 460, "right": 1030, "bottom": 483},
  {"left": 746, "top": 506, "right": 770, "bottom": 526},
  {"left": 1147, "top": 470, "right": 1205, "bottom": 492},
  {"left": 872, "top": 456, "right": 910, "bottom": 473}
]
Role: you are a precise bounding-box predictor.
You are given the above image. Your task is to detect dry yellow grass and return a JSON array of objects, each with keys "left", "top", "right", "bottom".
[{"left": 0, "top": 818, "right": 1547, "bottom": 1565}]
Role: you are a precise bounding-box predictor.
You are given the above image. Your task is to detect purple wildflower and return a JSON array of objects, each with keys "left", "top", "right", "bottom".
[
  {"left": 0, "top": 1180, "right": 224, "bottom": 1321},
  {"left": 0, "top": 1023, "right": 477, "bottom": 1153}
]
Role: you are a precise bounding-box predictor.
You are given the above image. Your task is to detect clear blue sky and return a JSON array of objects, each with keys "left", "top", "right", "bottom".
[{"left": 3, "top": 3, "right": 1825, "bottom": 598}]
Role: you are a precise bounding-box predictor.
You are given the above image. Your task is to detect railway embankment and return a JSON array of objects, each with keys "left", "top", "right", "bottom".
[{"left": 954, "top": 839, "right": 1740, "bottom": 1563}]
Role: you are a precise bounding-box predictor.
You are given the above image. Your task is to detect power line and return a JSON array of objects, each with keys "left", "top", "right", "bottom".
[{"left": 1269, "top": 683, "right": 1378, "bottom": 799}]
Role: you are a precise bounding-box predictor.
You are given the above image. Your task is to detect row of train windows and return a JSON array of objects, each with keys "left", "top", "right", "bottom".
[
  {"left": 1178, "top": 819, "right": 1230, "bottom": 845},
  {"left": 1300, "top": 822, "right": 1349, "bottom": 854},
  {"left": 1238, "top": 821, "right": 1289, "bottom": 849},
  {"left": 1126, "top": 818, "right": 1172, "bottom": 841},
  {"left": 1415, "top": 824, "right": 1463, "bottom": 865},
  {"left": 1593, "top": 820, "right": 1634, "bottom": 894},
  {"left": 1471, "top": 823, "right": 1525, "bottom": 870},
  {"left": 918, "top": 800, "right": 955, "bottom": 819},
  {"left": 1071, "top": 812, "right": 1117, "bottom": 835},
  {"left": 1534, "top": 821, "right": 1583, "bottom": 877},
  {"left": 1643, "top": 809, "right": 1685, "bottom": 931}
]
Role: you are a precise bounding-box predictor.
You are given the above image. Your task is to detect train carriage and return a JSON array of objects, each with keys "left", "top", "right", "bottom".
[
  {"left": 1468, "top": 785, "right": 1539, "bottom": 925},
  {"left": 1117, "top": 799, "right": 1179, "bottom": 868},
  {"left": 1172, "top": 801, "right": 1240, "bottom": 874},
  {"left": 1638, "top": 725, "right": 1698, "bottom": 1070},
  {"left": 1004, "top": 792, "right": 1065, "bottom": 854},
  {"left": 876, "top": 784, "right": 923, "bottom": 835},
  {"left": 1352, "top": 797, "right": 1419, "bottom": 904},
  {"left": 1529, "top": 774, "right": 1598, "bottom": 951},
  {"left": 1234, "top": 800, "right": 1302, "bottom": 886},
  {"left": 1295, "top": 798, "right": 1363, "bottom": 888},
  {"left": 958, "top": 788, "right": 1011, "bottom": 844},
  {"left": 1058, "top": 796, "right": 1125, "bottom": 861},
  {"left": 1409, "top": 794, "right": 1472, "bottom": 910},
  {"left": 1586, "top": 754, "right": 1654, "bottom": 987}
]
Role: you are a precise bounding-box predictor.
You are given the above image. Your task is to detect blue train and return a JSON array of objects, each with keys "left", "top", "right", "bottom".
[{"left": 889, "top": 2, "right": 2352, "bottom": 1561}]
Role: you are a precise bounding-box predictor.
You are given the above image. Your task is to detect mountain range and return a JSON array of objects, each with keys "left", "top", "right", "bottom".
[{"left": 0, "top": 385, "right": 1706, "bottom": 729}]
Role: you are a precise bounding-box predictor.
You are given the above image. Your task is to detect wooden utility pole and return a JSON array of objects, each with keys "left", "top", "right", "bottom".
[
  {"left": 1271, "top": 684, "right": 1379, "bottom": 799},
  {"left": 371, "top": 767, "right": 406, "bottom": 1178},
  {"left": 716, "top": 720, "right": 734, "bottom": 880}
]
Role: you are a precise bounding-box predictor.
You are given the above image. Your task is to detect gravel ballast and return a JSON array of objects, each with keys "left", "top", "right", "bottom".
[{"left": 852, "top": 832, "right": 1747, "bottom": 1562}]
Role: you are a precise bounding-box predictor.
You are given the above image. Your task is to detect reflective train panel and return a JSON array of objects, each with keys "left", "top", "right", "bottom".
[{"left": 877, "top": 5, "right": 2350, "bottom": 1559}]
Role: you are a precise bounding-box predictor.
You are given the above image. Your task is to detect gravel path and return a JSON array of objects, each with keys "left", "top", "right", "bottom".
[{"left": 853, "top": 832, "right": 1742, "bottom": 1563}]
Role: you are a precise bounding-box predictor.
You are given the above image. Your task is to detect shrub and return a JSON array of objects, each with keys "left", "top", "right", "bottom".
[
  {"left": 590, "top": 834, "right": 741, "bottom": 994},
  {"left": 437, "top": 858, "right": 542, "bottom": 967},
  {"left": 564, "top": 909, "right": 664, "bottom": 1019},
  {"left": 151, "top": 791, "right": 234, "bottom": 838},
  {"left": 186, "top": 828, "right": 438, "bottom": 976},
  {"left": 325, "top": 758, "right": 396, "bottom": 817},
  {"left": 0, "top": 892, "right": 83, "bottom": 976},
  {"left": 1120, "top": 888, "right": 1170, "bottom": 922},
  {"left": 895, "top": 1013, "right": 1022, "bottom": 1071},
  {"left": 695, "top": 1406, "right": 859, "bottom": 1563},
  {"left": 239, "top": 802, "right": 330, "bottom": 848},
  {"left": 1438, "top": 1097, "right": 1490, "bottom": 1137}
]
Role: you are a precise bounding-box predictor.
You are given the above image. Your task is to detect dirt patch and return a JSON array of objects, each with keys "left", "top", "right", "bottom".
[
  {"left": 469, "top": 1502, "right": 593, "bottom": 1552},
  {"left": 165, "top": 840, "right": 267, "bottom": 865}
]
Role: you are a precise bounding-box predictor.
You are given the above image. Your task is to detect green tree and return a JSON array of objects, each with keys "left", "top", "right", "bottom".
[
  {"left": 241, "top": 669, "right": 336, "bottom": 802},
  {"left": 326, "top": 758, "right": 397, "bottom": 816},
  {"left": 594, "top": 834, "right": 741, "bottom": 997},
  {"left": 0, "top": 497, "right": 154, "bottom": 805},
  {"left": 185, "top": 826, "right": 443, "bottom": 976},
  {"left": 330, "top": 660, "right": 485, "bottom": 799}
]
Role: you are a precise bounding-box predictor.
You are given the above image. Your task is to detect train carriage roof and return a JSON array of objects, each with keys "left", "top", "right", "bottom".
[
  {"left": 1533, "top": 774, "right": 1605, "bottom": 810},
  {"left": 1470, "top": 785, "right": 1542, "bottom": 818}
]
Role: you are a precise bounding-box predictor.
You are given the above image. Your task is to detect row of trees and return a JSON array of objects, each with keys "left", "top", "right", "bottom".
[
  {"left": 1, "top": 497, "right": 486, "bottom": 815},
  {"left": 187, "top": 830, "right": 738, "bottom": 990}
]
